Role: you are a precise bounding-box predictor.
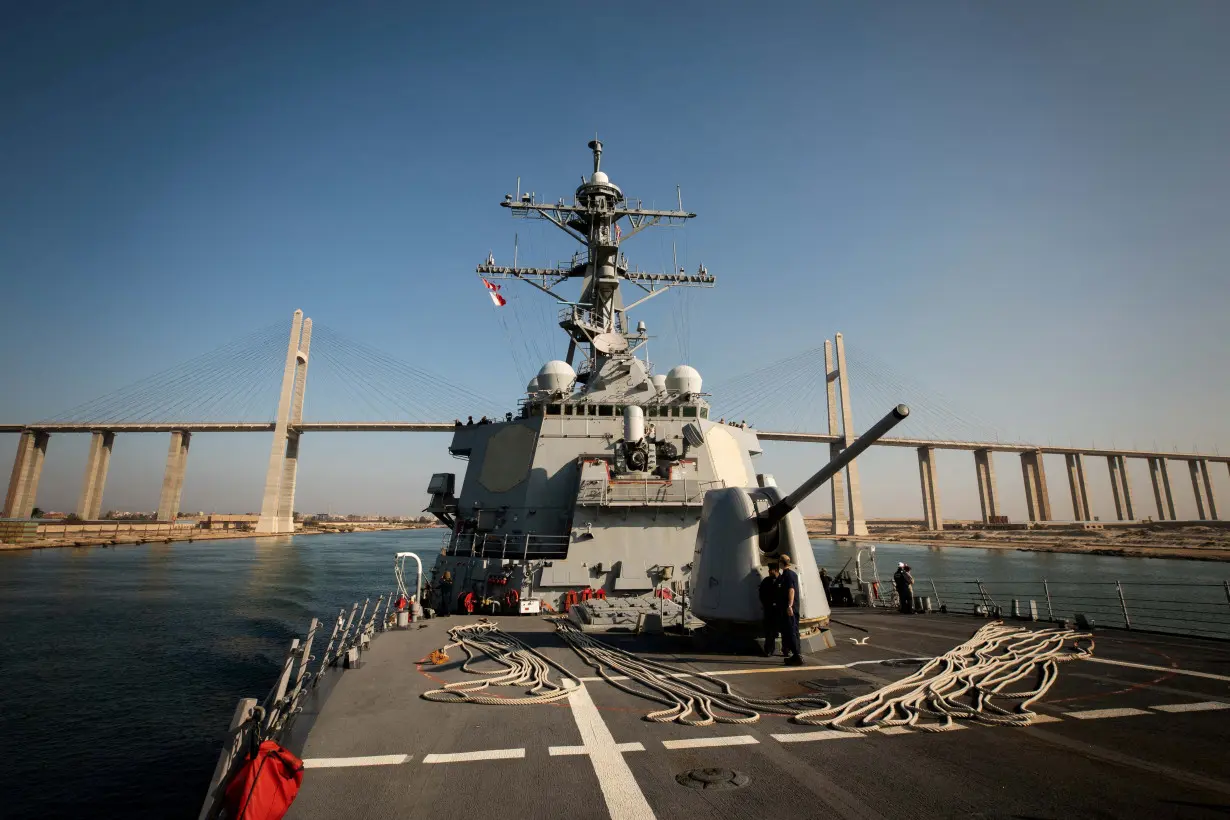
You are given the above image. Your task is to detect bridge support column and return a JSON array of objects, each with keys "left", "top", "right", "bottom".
[
  {"left": 3, "top": 430, "right": 49, "bottom": 518},
  {"left": 834, "top": 333, "right": 868, "bottom": 535},
  {"left": 1189, "top": 459, "right": 1218, "bottom": 521},
  {"left": 823, "top": 340, "right": 847, "bottom": 536},
  {"left": 1065, "top": 453, "right": 1092, "bottom": 521},
  {"left": 1020, "top": 451, "right": 1051, "bottom": 522},
  {"left": 276, "top": 317, "right": 311, "bottom": 531},
  {"left": 157, "top": 431, "right": 191, "bottom": 521},
  {"left": 258, "top": 311, "right": 310, "bottom": 534},
  {"left": 1148, "top": 458, "right": 1176, "bottom": 520},
  {"left": 917, "top": 446, "right": 942, "bottom": 531},
  {"left": 974, "top": 449, "right": 999, "bottom": 523},
  {"left": 76, "top": 431, "right": 114, "bottom": 520},
  {"left": 1108, "top": 456, "right": 1130, "bottom": 520}
]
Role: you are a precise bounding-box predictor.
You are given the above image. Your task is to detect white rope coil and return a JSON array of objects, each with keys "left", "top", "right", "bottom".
[
  {"left": 554, "top": 618, "right": 832, "bottom": 726},
  {"left": 792, "top": 621, "right": 1093, "bottom": 732},
  {"left": 421, "top": 622, "right": 576, "bottom": 707}
]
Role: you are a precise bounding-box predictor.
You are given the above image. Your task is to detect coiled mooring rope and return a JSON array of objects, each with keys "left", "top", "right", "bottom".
[
  {"left": 791, "top": 621, "right": 1094, "bottom": 732},
  {"left": 420, "top": 621, "right": 578, "bottom": 707},
  {"left": 553, "top": 618, "right": 832, "bottom": 726}
]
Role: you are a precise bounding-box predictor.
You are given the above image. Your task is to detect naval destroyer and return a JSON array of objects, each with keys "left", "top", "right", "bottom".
[{"left": 199, "top": 142, "right": 1230, "bottom": 820}]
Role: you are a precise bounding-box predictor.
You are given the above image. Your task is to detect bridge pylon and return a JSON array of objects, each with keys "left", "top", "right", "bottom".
[{"left": 256, "top": 311, "right": 311, "bottom": 534}]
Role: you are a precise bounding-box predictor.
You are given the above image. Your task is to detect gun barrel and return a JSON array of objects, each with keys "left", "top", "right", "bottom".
[{"left": 760, "top": 404, "right": 910, "bottom": 529}]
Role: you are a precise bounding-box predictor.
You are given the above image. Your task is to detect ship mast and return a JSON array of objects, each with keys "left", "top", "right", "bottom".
[{"left": 477, "top": 140, "right": 714, "bottom": 383}]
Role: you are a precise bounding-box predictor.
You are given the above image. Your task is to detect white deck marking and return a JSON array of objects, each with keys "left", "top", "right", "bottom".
[
  {"left": 422, "top": 748, "right": 525, "bottom": 763},
  {"left": 1085, "top": 656, "right": 1230, "bottom": 683},
  {"left": 576, "top": 657, "right": 932, "bottom": 683},
  {"left": 772, "top": 730, "right": 863, "bottom": 742},
  {"left": 302, "top": 754, "right": 409, "bottom": 768},
  {"left": 565, "top": 681, "right": 657, "bottom": 820},
  {"left": 549, "top": 742, "right": 645, "bottom": 757},
  {"left": 662, "top": 734, "right": 759, "bottom": 749},
  {"left": 1151, "top": 701, "right": 1230, "bottom": 713},
  {"left": 1064, "top": 707, "right": 1150, "bottom": 720}
]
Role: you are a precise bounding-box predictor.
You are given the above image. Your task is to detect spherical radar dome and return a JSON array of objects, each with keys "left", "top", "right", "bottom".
[
  {"left": 525, "top": 376, "right": 540, "bottom": 394},
  {"left": 590, "top": 171, "right": 609, "bottom": 185},
  {"left": 537, "top": 360, "right": 577, "bottom": 392},
  {"left": 665, "top": 365, "right": 702, "bottom": 395}
]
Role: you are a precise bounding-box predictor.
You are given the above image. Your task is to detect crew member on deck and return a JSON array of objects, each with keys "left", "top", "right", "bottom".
[
  {"left": 759, "top": 564, "right": 781, "bottom": 657},
  {"left": 438, "top": 571, "right": 454, "bottom": 617},
  {"left": 893, "top": 563, "right": 913, "bottom": 614},
  {"left": 777, "top": 554, "right": 804, "bottom": 666}
]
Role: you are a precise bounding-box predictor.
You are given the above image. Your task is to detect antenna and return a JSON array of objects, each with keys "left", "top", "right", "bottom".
[
  {"left": 672, "top": 241, "right": 679, "bottom": 274},
  {"left": 513, "top": 234, "right": 519, "bottom": 270},
  {"left": 516, "top": 176, "right": 521, "bottom": 200},
  {"left": 677, "top": 185, "right": 683, "bottom": 212}
]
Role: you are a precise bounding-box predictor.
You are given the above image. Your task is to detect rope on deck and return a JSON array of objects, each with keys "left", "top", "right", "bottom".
[
  {"left": 791, "top": 621, "right": 1094, "bottom": 732},
  {"left": 420, "top": 621, "right": 576, "bottom": 706},
  {"left": 553, "top": 618, "right": 832, "bottom": 726}
]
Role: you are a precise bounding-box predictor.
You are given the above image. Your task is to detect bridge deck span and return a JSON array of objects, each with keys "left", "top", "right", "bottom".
[{"left": 0, "top": 423, "right": 1223, "bottom": 463}]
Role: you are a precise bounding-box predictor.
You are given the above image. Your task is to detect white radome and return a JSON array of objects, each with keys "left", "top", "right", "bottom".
[
  {"left": 537, "top": 360, "right": 577, "bottom": 392},
  {"left": 665, "top": 365, "right": 702, "bottom": 395},
  {"left": 590, "top": 171, "right": 609, "bottom": 185},
  {"left": 526, "top": 376, "right": 540, "bottom": 394}
]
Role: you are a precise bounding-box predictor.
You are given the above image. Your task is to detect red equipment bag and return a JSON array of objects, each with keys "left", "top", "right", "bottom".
[{"left": 223, "top": 740, "right": 304, "bottom": 820}]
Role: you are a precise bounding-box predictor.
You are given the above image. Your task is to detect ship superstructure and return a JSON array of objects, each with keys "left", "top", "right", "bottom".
[{"left": 425, "top": 141, "right": 762, "bottom": 605}]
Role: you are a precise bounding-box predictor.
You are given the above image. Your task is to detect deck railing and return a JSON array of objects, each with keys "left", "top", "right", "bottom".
[
  {"left": 444, "top": 531, "right": 572, "bottom": 560},
  {"left": 906, "top": 578, "right": 1230, "bottom": 641},
  {"left": 197, "top": 590, "right": 395, "bottom": 819}
]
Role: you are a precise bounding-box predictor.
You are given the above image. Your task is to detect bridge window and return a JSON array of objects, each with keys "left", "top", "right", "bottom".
[
  {"left": 587, "top": 405, "right": 598, "bottom": 416},
  {"left": 647, "top": 407, "right": 658, "bottom": 417},
  {"left": 614, "top": 406, "right": 624, "bottom": 416},
  {"left": 546, "top": 405, "right": 561, "bottom": 416},
  {"left": 683, "top": 407, "right": 697, "bottom": 418},
  {"left": 699, "top": 408, "right": 709, "bottom": 419},
  {"left": 670, "top": 407, "right": 682, "bottom": 418},
  {"left": 598, "top": 405, "right": 614, "bottom": 417}
]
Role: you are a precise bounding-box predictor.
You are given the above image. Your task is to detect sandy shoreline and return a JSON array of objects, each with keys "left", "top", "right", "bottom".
[{"left": 0, "top": 524, "right": 445, "bottom": 552}]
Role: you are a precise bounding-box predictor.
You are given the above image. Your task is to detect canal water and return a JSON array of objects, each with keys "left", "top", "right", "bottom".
[{"left": 0, "top": 530, "right": 1225, "bottom": 818}]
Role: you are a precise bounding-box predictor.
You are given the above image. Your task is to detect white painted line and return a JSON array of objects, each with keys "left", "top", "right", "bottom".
[
  {"left": 565, "top": 681, "right": 657, "bottom": 820},
  {"left": 1151, "top": 701, "right": 1230, "bottom": 713},
  {"left": 1064, "top": 708, "right": 1150, "bottom": 720},
  {"left": 576, "top": 657, "right": 932, "bottom": 683},
  {"left": 663, "top": 735, "right": 759, "bottom": 749},
  {"left": 772, "top": 730, "right": 863, "bottom": 742},
  {"left": 1085, "top": 656, "right": 1230, "bottom": 684},
  {"left": 549, "top": 742, "right": 646, "bottom": 757},
  {"left": 549, "top": 745, "right": 587, "bottom": 757},
  {"left": 422, "top": 748, "right": 525, "bottom": 763},
  {"left": 302, "top": 754, "right": 409, "bottom": 768}
]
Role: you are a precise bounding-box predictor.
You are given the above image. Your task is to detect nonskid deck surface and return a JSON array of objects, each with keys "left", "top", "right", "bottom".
[{"left": 283, "top": 611, "right": 1230, "bottom": 820}]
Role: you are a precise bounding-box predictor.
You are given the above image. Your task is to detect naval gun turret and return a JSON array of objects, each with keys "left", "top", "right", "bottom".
[{"left": 689, "top": 405, "right": 910, "bottom": 650}]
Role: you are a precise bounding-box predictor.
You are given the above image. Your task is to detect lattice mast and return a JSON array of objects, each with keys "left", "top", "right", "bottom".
[{"left": 477, "top": 140, "right": 714, "bottom": 383}]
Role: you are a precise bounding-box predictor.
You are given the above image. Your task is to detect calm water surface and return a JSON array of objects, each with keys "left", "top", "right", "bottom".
[{"left": 0, "top": 530, "right": 1223, "bottom": 818}]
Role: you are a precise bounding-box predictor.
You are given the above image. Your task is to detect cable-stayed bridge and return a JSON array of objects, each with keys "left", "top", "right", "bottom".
[{"left": 2, "top": 310, "right": 1226, "bottom": 534}]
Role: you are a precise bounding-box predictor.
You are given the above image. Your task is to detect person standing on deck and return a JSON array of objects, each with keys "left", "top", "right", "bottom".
[
  {"left": 438, "top": 571, "right": 454, "bottom": 617},
  {"left": 759, "top": 564, "right": 781, "bottom": 657},
  {"left": 893, "top": 563, "right": 913, "bottom": 614},
  {"left": 777, "top": 554, "right": 804, "bottom": 666},
  {"left": 819, "top": 568, "right": 832, "bottom": 604}
]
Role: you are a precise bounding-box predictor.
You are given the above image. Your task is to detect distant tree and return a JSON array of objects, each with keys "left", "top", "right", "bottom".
[
  {"left": 65, "top": 513, "right": 82, "bottom": 522},
  {"left": 31, "top": 507, "right": 43, "bottom": 518}
]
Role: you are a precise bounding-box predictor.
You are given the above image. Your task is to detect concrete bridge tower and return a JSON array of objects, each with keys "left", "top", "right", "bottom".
[{"left": 256, "top": 310, "right": 311, "bottom": 534}]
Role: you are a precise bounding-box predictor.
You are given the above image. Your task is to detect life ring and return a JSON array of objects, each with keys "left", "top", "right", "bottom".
[
  {"left": 460, "top": 591, "right": 476, "bottom": 614},
  {"left": 503, "top": 589, "right": 520, "bottom": 611}
]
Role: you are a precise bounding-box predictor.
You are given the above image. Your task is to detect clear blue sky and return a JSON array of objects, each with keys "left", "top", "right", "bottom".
[{"left": 2, "top": 1, "right": 1227, "bottom": 521}]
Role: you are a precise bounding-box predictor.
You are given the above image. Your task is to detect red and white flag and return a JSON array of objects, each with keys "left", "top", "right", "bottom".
[{"left": 481, "top": 277, "right": 506, "bottom": 307}]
